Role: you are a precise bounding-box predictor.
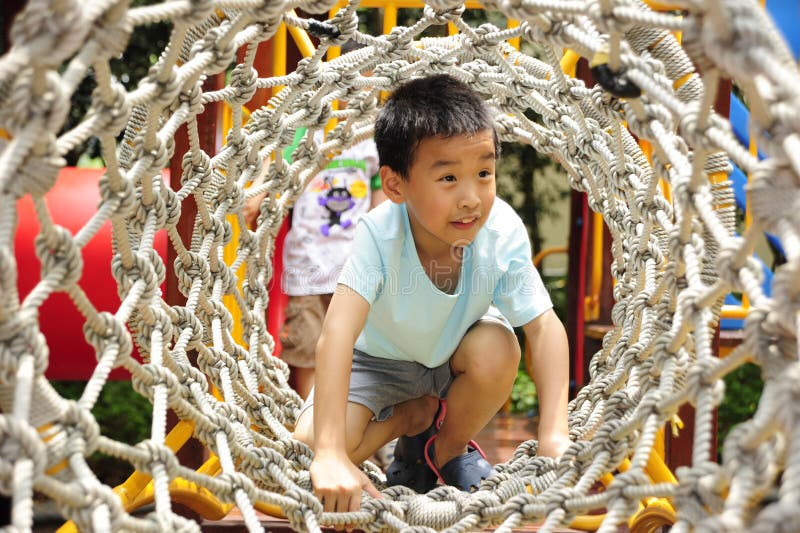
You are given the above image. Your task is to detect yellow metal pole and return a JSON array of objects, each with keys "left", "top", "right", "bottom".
[
  {"left": 560, "top": 49, "right": 580, "bottom": 78},
  {"left": 384, "top": 3, "right": 398, "bottom": 37},
  {"left": 507, "top": 19, "right": 520, "bottom": 50},
  {"left": 532, "top": 246, "right": 568, "bottom": 269},
  {"left": 586, "top": 211, "right": 603, "bottom": 322},
  {"left": 448, "top": 20, "right": 458, "bottom": 35},
  {"left": 287, "top": 24, "right": 316, "bottom": 59},
  {"left": 272, "top": 23, "right": 287, "bottom": 94}
]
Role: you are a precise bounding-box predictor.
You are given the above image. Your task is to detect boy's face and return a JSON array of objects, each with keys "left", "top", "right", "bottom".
[{"left": 385, "top": 129, "right": 496, "bottom": 256}]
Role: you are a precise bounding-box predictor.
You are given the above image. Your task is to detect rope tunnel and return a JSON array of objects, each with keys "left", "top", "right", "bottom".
[{"left": 1, "top": 0, "right": 800, "bottom": 531}]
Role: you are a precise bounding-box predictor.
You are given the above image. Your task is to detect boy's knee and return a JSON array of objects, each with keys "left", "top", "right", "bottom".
[
  {"left": 397, "top": 396, "right": 439, "bottom": 436},
  {"left": 462, "top": 325, "right": 520, "bottom": 382},
  {"left": 292, "top": 409, "right": 314, "bottom": 447}
]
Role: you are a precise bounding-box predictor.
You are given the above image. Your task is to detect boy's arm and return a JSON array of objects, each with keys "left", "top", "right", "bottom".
[
  {"left": 522, "top": 308, "right": 571, "bottom": 458},
  {"left": 311, "top": 283, "right": 380, "bottom": 512},
  {"left": 243, "top": 158, "right": 269, "bottom": 228}
]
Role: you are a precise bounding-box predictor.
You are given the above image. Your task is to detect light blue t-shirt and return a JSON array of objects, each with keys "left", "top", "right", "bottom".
[{"left": 338, "top": 198, "right": 553, "bottom": 368}]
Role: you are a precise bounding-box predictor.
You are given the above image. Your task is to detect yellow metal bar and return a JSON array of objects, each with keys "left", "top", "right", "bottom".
[
  {"left": 272, "top": 23, "right": 287, "bottom": 96},
  {"left": 123, "top": 455, "right": 231, "bottom": 520},
  {"left": 630, "top": 501, "right": 677, "bottom": 533},
  {"left": 287, "top": 11, "right": 316, "bottom": 59},
  {"left": 532, "top": 246, "right": 568, "bottom": 269},
  {"left": 354, "top": 0, "right": 484, "bottom": 7},
  {"left": 721, "top": 304, "right": 748, "bottom": 320},
  {"left": 741, "top": 136, "right": 758, "bottom": 311},
  {"left": 507, "top": 19, "right": 520, "bottom": 50},
  {"left": 58, "top": 421, "right": 197, "bottom": 532},
  {"left": 324, "top": 6, "right": 344, "bottom": 137},
  {"left": 569, "top": 514, "right": 606, "bottom": 531},
  {"left": 643, "top": 0, "right": 685, "bottom": 10},
  {"left": 56, "top": 522, "right": 78, "bottom": 533},
  {"left": 653, "top": 428, "right": 666, "bottom": 464},
  {"left": 565, "top": 442, "right": 679, "bottom": 532},
  {"left": 380, "top": 4, "right": 398, "bottom": 103},
  {"left": 645, "top": 447, "right": 678, "bottom": 485},
  {"left": 640, "top": 139, "right": 673, "bottom": 204},
  {"left": 383, "top": 3, "right": 398, "bottom": 37},
  {"left": 673, "top": 72, "right": 693, "bottom": 91},
  {"left": 560, "top": 49, "right": 580, "bottom": 78},
  {"left": 585, "top": 211, "right": 604, "bottom": 322}
]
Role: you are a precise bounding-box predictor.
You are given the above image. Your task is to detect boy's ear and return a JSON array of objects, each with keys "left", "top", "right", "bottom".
[{"left": 380, "top": 165, "right": 405, "bottom": 204}]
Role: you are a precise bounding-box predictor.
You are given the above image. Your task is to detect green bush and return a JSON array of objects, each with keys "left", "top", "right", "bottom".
[
  {"left": 52, "top": 381, "right": 153, "bottom": 487},
  {"left": 509, "top": 369, "right": 538, "bottom": 415},
  {"left": 717, "top": 362, "right": 763, "bottom": 458}
]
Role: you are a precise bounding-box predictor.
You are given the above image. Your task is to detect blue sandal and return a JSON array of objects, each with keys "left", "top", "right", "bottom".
[
  {"left": 424, "top": 435, "right": 496, "bottom": 492},
  {"left": 385, "top": 400, "right": 446, "bottom": 493}
]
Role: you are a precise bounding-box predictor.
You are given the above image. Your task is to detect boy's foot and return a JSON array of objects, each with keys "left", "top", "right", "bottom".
[
  {"left": 423, "top": 435, "right": 496, "bottom": 492},
  {"left": 385, "top": 400, "right": 446, "bottom": 493}
]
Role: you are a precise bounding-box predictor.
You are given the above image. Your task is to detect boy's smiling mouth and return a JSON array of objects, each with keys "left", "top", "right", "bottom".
[{"left": 451, "top": 215, "right": 480, "bottom": 230}]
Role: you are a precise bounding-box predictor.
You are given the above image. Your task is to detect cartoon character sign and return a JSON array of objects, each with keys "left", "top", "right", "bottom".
[{"left": 318, "top": 175, "right": 355, "bottom": 236}]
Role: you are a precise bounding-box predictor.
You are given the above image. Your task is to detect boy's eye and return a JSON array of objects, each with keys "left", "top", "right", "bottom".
[
  {"left": 479, "top": 170, "right": 493, "bottom": 178},
  {"left": 441, "top": 175, "right": 456, "bottom": 182}
]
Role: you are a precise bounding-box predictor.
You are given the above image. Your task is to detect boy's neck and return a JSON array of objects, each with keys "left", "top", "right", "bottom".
[
  {"left": 404, "top": 208, "right": 465, "bottom": 293},
  {"left": 416, "top": 244, "right": 463, "bottom": 295},
  {"left": 416, "top": 244, "right": 462, "bottom": 263}
]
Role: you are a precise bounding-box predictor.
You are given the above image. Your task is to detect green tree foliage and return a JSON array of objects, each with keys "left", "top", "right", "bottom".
[
  {"left": 717, "top": 363, "right": 763, "bottom": 459},
  {"left": 52, "top": 381, "right": 153, "bottom": 487},
  {"left": 62, "top": 0, "right": 171, "bottom": 166}
]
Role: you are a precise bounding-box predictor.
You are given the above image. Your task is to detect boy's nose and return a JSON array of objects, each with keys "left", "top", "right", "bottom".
[{"left": 459, "top": 189, "right": 480, "bottom": 209}]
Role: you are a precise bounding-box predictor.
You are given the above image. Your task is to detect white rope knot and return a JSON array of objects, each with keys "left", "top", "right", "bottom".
[
  {"left": 190, "top": 26, "right": 237, "bottom": 78},
  {"left": 9, "top": 0, "right": 89, "bottom": 69},
  {"left": 82, "top": 312, "right": 133, "bottom": 364},
  {"left": 197, "top": 344, "right": 239, "bottom": 382},
  {"left": 0, "top": 416, "right": 47, "bottom": 488},
  {"left": 111, "top": 251, "right": 161, "bottom": 304},
  {"left": 62, "top": 401, "right": 102, "bottom": 456},
  {"left": 132, "top": 439, "right": 182, "bottom": 479},
  {"left": 33, "top": 225, "right": 83, "bottom": 289},
  {"left": 424, "top": 1, "right": 466, "bottom": 19}
]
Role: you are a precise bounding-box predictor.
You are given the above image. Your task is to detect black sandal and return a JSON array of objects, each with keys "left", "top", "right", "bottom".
[
  {"left": 424, "top": 435, "right": 496, "bottom": 492},
  {"left": 385, "top": 399, "right": 446, "bottom": 493}
]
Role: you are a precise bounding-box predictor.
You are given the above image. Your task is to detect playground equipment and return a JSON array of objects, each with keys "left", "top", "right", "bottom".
[{"left": 2, "top": 0, "right": 800, "bottom": 532}]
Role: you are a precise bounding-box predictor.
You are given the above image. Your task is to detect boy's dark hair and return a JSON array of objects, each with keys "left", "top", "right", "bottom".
[{"left": 374, "top": 74, "right": 499, "bottom": 178}]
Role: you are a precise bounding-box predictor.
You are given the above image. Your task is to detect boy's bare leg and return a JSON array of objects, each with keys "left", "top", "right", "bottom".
[
  {"left": 290, "top": 366, "right": 315, "bottom": 400},
  {"left": 294, "top": 395, "right": 438, "bottom": 464},
  {"left": 433, "top": 321, "right": 520, "bottom": 468}
]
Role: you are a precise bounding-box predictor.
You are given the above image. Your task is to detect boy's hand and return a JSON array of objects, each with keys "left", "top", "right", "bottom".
[
  {"left": 242, "top": 192, "right": 265, "bottom": 228},
  {"left": 311, "top": 452, "right": 382, "bottom": 515},
  {"left": 537, "top": 431, "right": 572, "bottom": 458}
]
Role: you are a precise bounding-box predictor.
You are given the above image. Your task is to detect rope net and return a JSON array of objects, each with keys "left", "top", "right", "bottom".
[{"left": 2, "top": 0, "right": 799, "bottom": 531}]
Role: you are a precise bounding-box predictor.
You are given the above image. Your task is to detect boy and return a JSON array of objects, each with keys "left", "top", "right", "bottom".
[{"left": 293, "top": 74, "right": 570, "bottom": 512}]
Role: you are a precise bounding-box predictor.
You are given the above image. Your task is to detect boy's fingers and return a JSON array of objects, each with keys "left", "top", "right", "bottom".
[
  {"left": 363, "top": 478, "right": 382, "bottom": 499},
  {"left": 349, "top": 491, "right": 361, "bottom": 513},
  {"left": 320, "top": 492, "right": 335, "bottom": 513},
  {"left": 336, "top": 494, "right": 352, "bottom": 514}
]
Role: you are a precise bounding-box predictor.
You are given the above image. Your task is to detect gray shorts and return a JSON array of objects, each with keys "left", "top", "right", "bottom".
[
  {"left": 299, "top": 307, "right": 512, "bottom": 421},
  {"left": 301, "top": 350, "right": 454, "bottom": 421}
]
